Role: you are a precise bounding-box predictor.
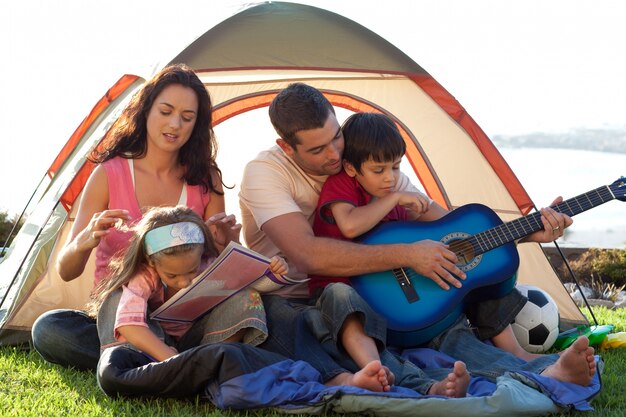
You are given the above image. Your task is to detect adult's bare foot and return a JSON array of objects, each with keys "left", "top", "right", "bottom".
[
  {"left": 427, "top": 361, "right": 470, "bottom": 398},
  {"left": 325, "top": 360, "right": 389, "bottom": 392},
  {"left": 381, "top": 364, "right": 396, "bottom": 388},
  {"left": 541, "top": 336, "right": 596, "bottom": 386}
]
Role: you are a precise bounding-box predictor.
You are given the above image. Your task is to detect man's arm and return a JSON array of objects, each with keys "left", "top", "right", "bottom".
[{"left": 262, "top": 211, "right": 465, "bottom": 290}]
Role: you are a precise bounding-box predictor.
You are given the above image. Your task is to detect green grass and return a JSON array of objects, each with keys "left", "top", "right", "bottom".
[{"left": 1, "top": 307, "right": 625, "bottom": 417}]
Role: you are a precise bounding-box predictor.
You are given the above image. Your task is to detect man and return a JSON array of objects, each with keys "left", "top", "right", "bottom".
[{"left": 239, "top": 82, "right": 596, "bottom": 388}]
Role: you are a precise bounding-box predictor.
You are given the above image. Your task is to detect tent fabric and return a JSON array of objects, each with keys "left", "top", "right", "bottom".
[
  {"left": 1, "top": 0, "right": 585, "bottom": 351},
  {"left": 0, "top": 76, "right": 144, "bottom": 344},
  {"left": 97, "top": 343, "right": 602, "bottom": 415}
]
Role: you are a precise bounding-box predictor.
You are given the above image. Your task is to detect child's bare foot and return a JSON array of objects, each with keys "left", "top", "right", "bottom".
[
  {"left": 427, "top": 361, "right": 470, "bottom": 398},
  {"left": 541, "top": 336, "right": 596, "bottom": 386},
  {"left": 325, "top": 360, "right": 389, "bottom": 392}
]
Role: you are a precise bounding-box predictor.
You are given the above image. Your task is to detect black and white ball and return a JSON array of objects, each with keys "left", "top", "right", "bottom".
[{"left": 511, "top": 285, "right": 560, "bottom": 353}]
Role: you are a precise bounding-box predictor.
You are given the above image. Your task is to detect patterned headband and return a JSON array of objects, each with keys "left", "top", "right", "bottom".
[{"left": 144, "top": 222, "right": 205, "bottom": 256}]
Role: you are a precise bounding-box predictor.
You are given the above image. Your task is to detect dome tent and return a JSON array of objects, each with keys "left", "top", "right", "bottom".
[{"left": 0, "top": 1, "right": 585, "bottom": 347}]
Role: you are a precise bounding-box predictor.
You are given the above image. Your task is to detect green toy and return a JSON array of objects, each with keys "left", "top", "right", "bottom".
[{"left": 553, "top": 324, "right": 614, "bottom": 350}]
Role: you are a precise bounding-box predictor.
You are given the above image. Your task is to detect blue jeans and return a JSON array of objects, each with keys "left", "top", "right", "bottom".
[
  {"left": 428, "top": 316, "right": 559, "bottom": 381},
  {"left": 312, "top": 284, "right": 560, "bottom": 385},
  {"left": 262, "top": 284, "right": 441, "bottom": 394},
  {"left": 97, "top": 289, "right": 268, "bottom": 354},
  {"left": 465, "top": 288, "right": 527, "bottom": 340},
  {"left": 31, "top": 309, "right": 100, "bottom": 370}
]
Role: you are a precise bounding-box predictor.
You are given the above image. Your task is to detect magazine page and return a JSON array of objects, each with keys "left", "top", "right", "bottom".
[{"left": 150, "top": 242, "right": 271, "bottom": 323}]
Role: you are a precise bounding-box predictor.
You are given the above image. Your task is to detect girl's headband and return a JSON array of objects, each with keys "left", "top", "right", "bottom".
[{"left": 144, "top": 222, "right": 205, "bottom": 256}]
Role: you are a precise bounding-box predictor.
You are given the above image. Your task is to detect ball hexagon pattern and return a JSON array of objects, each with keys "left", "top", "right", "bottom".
[{"left": 511, "top": 284, "right": 560, "bottom": 353}]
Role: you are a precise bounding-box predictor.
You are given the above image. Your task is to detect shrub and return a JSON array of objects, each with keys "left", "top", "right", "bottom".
[{"left": 568, "top": 248, "right": 626, "bottom": 287}]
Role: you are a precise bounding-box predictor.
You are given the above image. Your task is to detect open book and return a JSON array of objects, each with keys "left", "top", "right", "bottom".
[{"left": 150, "top": 241, "right": 307, "bottom": 323}]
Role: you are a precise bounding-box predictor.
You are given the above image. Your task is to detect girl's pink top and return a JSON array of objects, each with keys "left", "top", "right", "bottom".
[{"left": 114, "top": 259, "right": 212, "bottom": 340}]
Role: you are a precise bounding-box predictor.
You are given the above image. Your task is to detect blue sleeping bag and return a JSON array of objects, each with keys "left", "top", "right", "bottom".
[{"left": 97, "top": 343, "right": 602, "bottom": 416}]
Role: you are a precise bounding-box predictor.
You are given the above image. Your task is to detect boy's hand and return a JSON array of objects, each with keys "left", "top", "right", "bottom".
[
  {"left": 269, "top": 256, "right": 289, "bottom": 276},
  {"left": 396, "top": 192, "right": 430, "bottom": 216}
]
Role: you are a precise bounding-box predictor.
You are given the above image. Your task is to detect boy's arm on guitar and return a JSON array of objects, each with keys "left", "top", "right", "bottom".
[
  {"left": 262, "top": 212, "right": 465, "bottom": 290},
  {"left": 327, "top": 191, "right": 422, "bottom": 238},
  {"left": 330, "top": 193, "right": 445, "bottom": 238}
]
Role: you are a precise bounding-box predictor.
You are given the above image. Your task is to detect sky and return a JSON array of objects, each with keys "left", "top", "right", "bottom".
[{"left": 2, "top": 0, "right": 626, "bottom": 218}]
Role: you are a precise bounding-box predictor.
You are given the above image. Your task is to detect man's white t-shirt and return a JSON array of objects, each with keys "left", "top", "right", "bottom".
[{"left": 239, "top": 145, "right": 423, "bottom": 298}]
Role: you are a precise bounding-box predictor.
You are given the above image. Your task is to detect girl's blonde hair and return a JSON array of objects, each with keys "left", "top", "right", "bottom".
[{"left": 86, "top": 206, "right": 218, "bottom": 317}]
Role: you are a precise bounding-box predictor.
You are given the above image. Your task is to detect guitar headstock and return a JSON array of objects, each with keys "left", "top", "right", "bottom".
[{"left": 611, "top": 177, "right": 626, "bottom": 202}]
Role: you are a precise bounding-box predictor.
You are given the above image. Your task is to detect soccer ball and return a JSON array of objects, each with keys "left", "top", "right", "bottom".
[{"left": 511, "top": 285, "right": 560, "bottom": 353}]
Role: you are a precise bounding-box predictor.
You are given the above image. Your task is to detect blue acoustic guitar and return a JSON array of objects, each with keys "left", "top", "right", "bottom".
[{"left": 352, "top": 177, "right": 626, "bottom": 348}]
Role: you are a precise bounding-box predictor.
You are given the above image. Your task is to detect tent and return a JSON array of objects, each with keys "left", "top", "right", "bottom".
[{"left": 0, "top": 1, "right": 586, "bottom": 347}]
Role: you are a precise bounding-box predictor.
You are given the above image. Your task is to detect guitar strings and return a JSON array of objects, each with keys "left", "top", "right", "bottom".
[
  {"left": 469, "top": 185, "right": 615, "bottom": 255},
  {"left": 396, "top": 183, "right": 621, "bottom": 278}
]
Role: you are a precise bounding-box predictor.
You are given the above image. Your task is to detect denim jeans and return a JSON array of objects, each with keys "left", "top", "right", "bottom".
[
  {"left": 302, "top": 283, "right": 564, "bottom": 388},
  {"left": 465, "top": 288, "right": 527, "bottom": 340},
  {"left": 97, "top": 288, "right": 268, "bottom": 355},
  {"left": 428, "top": 315, "right": 559, "bottom": 381},
  {"left": 261, "top": 284, "right": 441, "bottom": 394},
  {"left": 31, "top": 309, "right": 100, "bottom": 371}
]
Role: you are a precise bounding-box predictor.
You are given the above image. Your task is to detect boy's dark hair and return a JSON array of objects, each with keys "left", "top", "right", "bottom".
[
  {"left": 268, "top": 83, "right": 335, "bottom": 148},
  {"left": 341, "top": 112, "right": 406, "bottom": 173}
]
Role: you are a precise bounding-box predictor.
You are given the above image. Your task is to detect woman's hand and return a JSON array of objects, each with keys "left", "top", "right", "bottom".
[
  {"left": 77, "top": 209, "right": 130, "bottom": 251},
  {"left": 269, "top": 256, "right": 289, "bottom": 276},
  {"left": 206, "top": 212, "right": 242, "bottom": 248}
]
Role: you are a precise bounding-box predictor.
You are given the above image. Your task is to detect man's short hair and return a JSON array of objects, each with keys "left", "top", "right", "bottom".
[
  {"left": 341, "top": 112, "right": 406, "bottom": 173},
  {"left": 269, "top": 83, "right": 335, "bottom": 148}
]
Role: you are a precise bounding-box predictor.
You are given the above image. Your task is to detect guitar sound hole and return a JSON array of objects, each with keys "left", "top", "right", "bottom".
[{"left": 449, "top": 239, "right": 477, "bottom": 268}]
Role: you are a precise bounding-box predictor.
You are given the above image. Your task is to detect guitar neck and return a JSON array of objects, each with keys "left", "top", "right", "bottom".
[{"left": 471, "top": 184, "right": 618, "bottom": 255}]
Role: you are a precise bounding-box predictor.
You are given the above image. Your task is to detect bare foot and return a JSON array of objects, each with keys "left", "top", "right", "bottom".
[
  {"left": 428, "top": 361, "right": 470, "bottom": 398},
  {"left": 541, "top": 336, "right": 596, "bottom": 386},
  {"left": 325, "top": 360, "right": 389, "bottom": 392},
  {"left": 382, "top": 365, "right": 396, "bottom": 388}
]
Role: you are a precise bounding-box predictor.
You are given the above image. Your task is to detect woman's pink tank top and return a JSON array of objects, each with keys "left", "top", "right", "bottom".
[{"left": 93, "top": 157, "right": 209, "bottom": 284}]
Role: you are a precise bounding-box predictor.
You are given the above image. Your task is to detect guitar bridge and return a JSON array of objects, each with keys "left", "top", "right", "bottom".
[{"left": 393, "top": 268, "right": 419, "bottom": 303}]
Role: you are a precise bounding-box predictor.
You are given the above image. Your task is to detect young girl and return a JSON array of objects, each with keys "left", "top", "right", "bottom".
[{"left": 90, "top": 205, "right": 288, "bottom": 362}]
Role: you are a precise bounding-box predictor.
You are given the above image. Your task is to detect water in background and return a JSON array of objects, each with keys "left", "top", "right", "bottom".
[{"left": 498, "top": 147, "right": 626, "bottom": 249}]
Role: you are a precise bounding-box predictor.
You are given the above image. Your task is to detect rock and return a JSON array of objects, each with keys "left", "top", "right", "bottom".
[
  {"left": 586, "top": 299, "right": 615, "bottom": 309},
  {"left": 571, "top": 290, "right": 585, "bottom": 306}
]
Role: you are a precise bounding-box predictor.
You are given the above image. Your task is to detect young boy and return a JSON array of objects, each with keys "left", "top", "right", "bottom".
[{"left": 312, "top": 112, "right": 543, "bottom": 362}]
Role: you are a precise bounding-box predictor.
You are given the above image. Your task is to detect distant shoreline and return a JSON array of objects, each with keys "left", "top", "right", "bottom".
[{"left": 492, "top": 127, "right": 626, "bottom": 154}]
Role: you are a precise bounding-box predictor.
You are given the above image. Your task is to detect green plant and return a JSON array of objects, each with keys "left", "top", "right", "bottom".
[{"left": 569, "top": 248, "right": 626, "bottom": 287}]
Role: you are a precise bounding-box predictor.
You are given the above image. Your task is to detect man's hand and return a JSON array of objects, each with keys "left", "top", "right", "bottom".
[
  {"left": 522, "top": 197, "right": 572, "bottom": 244},
  {"left": 407, "top": 240, "right": 466, "bottom": 290}
]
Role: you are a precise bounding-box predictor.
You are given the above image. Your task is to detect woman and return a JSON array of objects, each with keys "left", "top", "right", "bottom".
[{"left": 32, "top": 63, "right": 237, "bottom": 370}]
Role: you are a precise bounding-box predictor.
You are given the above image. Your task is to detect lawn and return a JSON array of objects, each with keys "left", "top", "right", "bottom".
[{"left": 1, "top": 306, "right": 625, "bottom": 417}]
